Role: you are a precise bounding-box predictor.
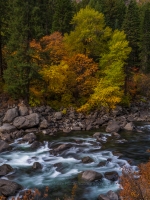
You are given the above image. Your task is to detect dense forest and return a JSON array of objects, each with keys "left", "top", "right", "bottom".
[{"left": 1, "top": 0, "right": 150, "bottom": 111}]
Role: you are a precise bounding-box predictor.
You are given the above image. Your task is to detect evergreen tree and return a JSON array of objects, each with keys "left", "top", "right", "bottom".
[
  {"left": 0, "top": 0, "right": 8, "bottom": 78},
  {"left": 52, "top": 0, "right": 74, "bottom": 34},
  {"left": 100, "top": 0, "right": 126, "bottom": 30},
  {"left": 140, "top": 3, "right": 150, "bottom": 73},
  {"left": 122, "top": 0, "right": 141, "bottom": 68},
  {"left": 4, "top": 0, "right": 41, "bottom": 101}
]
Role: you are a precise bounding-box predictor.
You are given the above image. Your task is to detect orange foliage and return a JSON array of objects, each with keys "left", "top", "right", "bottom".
[
  {"left": 120, "top": 161, "right": 150, "bottom": 200},
  {"left": 66, "top": 54, "right": 98, "bottom": 99},
  {"left": 30, "top": 32, "right": 66, "bottom": 66}
]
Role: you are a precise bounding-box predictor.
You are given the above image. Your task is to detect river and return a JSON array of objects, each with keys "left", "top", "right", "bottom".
[{"left": 0, "top": 122, "right": 150, "bottom": 199}]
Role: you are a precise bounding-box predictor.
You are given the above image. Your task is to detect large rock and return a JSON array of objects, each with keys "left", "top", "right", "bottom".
[
  {"left": 18, "top": 104, "right": 29, "bottom": 116},
  {"left": 54, "top": 112, "right": 62, "bottom": 120},
  {"left": 123, "top": 122, "right": 134, "bottom": 131},
  {"left": 22, "top": 133, "right": 37, "bottom": 143},
  {"left": 98, "top": 190, "right": 118, "bottom": 200},
  {"left": 40, "top": 119, "right": 48, "bottom": 129},
  {"left": 80, "top": 170, "right": 103, "bottom": 182},
  {"left": 0, "top": 140, "right": 11, "bottom": 152},
  {"left": 0, "top": 164, "right": 13, "bottom": 176},
  {"left": 0, "top": 179, "right": 22, "bottom": 197},
  {"left": 104, "top": 171, "right": 119, "bottom": 181},
  {"left": 13, "top": 113, "right": 39, "bottom": 129},
  {"left": 3, "top": 108, "right": 19, "bottom": 123},
  {"left": 0, "top": 123, "right": 16, "bottom": 133},
  {"left": 106, "top": 121, "right": 120, "bottom": 133}
]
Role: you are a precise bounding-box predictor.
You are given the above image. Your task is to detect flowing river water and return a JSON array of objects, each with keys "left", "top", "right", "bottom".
[{"left": 0, "top": 122, "right": 150, "bottom": 199}]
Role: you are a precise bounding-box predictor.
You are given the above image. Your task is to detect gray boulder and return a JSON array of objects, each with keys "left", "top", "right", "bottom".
[
  {"left": 80, "top": 170, "right": 103, "bottom": 182},
  {"left": 106, "top": 121, "right": 120, "bottom": 133},
  {"left": 53, "top": 143, "right": 72, "bottom": 152},
  {"left": 22, "top": 133, "right": 36, "bottom": 143},
  {"left": 0, "top": 164, "right": 13, "bottom": 176},
  {"left": 54, "top": 112, "right": 62, "bottom": 120},
  {"left": 123, "top": 122, "right": 134, "bottom": 131},
  {"left": 0, "top": 140, "right": 11, "bottom": 152},
  {"left": 3, "top": 108, "right": 18, "bottom": 123},
  {"left": 18, "top": 104, "right": 29, "bottom": 116},
  {"left": 0, "top": 123, "right": 16, "bottom": 133},
  {"left": 40, "top": 119, "right": 48, "bottom": 129},
  {"left": 93, "top": 132, "right": 102, "bottom": 138},
  {"left": 98, "top": 190, "right": 118, "bottom": 200},
  {"left": 13, "top": 113, "right": 39, "bottom": 129},
  {"left": 0, "top": 179, "right": 22, "bottom": 197}
]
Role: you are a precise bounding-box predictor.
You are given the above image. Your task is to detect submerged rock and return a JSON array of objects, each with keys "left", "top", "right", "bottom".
[
  {"left": 98, "top": 190, "right": 118, "bottom": 200},
  {"left": 82, "top": 156, "right": 94, "bottom": 164},
  {"left": 0, "top": 179, "right": 22, "bottom": 197},
  {"left": 104, "top": 171, "right": 119, "bottom": 181}
]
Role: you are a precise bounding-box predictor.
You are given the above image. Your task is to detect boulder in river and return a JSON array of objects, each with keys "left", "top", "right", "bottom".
[
  {"left": 0, "top": 179, "right": 22, "bottom": 197},
  {"left": 32, "top": 162, "right": 42, "bottom": 170},
  {"left": 79, "top": 170, "right": 103, "bottom": 182},
  {"left": 53, "top": 143, "right": 72, "bottom": 152},
  {"left": 0, "top": 140, "right": 11, "bottom": 152},
  {"left": 106, "top": 120, "right": 120, "bottom": 133},
  {"left": 123, "top": 122, "right": 134, "bottom": 131},
  {"left": 30, "top": 141, "right": 42, "bottom": 149},
  {"left": 98, "top": 190, "right": 118, "bottom": 200},
  {"left": 104, "top": 171, "right": 119, "bottom": 181},
  {"left": 13, "top": 113, "right": 39, "bottom": 129},
  {"left": 82, "top": 156, "right": 94, "bottom": 164},
  {"left": 0, "top": 164, "right": 13, "bottom": 176},
  {"left": 22, "top": 132, "right": 37, "bottom": 143}
]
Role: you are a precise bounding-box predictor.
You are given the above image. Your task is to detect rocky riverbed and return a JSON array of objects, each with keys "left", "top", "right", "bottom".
[{"left": 0, "top": 102, "right": 150, "bottom": 199}]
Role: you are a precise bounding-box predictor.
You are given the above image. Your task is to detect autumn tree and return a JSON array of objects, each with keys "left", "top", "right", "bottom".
[
  {"left": 78, "top": 30, "right": 131, "bottom": 112},
  {"left": 66, "top": 54, "right": 98, "bottom": 105},
  {"left": 64, "top": 6, "right": 112, "bottom": 61}
]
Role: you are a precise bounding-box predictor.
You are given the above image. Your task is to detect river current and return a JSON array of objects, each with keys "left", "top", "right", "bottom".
[{"left": 0, "top": 122, "right": 150, "bottom": 199}]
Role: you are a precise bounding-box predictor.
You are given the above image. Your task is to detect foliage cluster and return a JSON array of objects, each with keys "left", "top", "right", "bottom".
[{"left": 1, "top": 0, "right": 150, "bottom": 111}]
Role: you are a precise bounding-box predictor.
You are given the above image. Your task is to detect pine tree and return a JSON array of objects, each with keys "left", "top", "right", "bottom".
[
  {"left": 140, "top": 3, "right": 150, "bottom": 73},
  {"left": 122, "top": 0, "right": 141, "bottom": 68},
  {"left": 52, "top": 0, "right": 74, "bottom": 34},
  {"left": 100, "top": 0, "right": 126, "bottom": 30},
  {"left": 0, "top": 0, "right": 8, "bottom": 78},
  {"left": 4, "top": 0, "right": 41, "bottom": 101}
]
